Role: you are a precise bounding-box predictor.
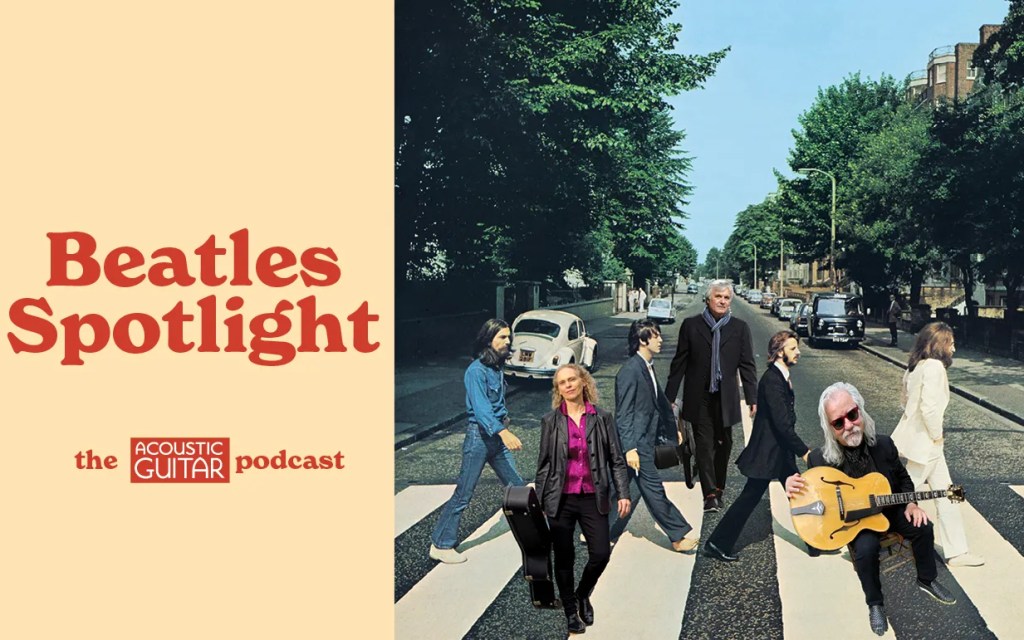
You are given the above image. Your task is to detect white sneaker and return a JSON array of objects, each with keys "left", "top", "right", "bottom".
[
  {"left": 947, "top": 552, "right": 985, "bottom": 567},
  {"left": 429, "top": 544, "right": 467, "bottom": 564}
]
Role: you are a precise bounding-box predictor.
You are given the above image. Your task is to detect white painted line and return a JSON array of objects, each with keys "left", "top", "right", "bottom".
[
  {"left": 770, "top": 482, "right": 895, "bottom": 639},
  {"left": 918, "top": 486, "right": 1024, "bottom": 640},
  {"left": 585, "top": 482, "right": 704, "bottom": 639},
  {"left": 394, "top": 484, "right": 456, "bottom": 538},
  {"left": 395, "top": 508, "right": 520, "bottom": 640},
  {"left": 1010, "top": 485, "right": 1024, "bottom": 501}
]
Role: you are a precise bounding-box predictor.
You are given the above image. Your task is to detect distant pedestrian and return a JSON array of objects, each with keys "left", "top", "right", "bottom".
[
  {"left": 429, "top": 318, "right": 526, "bottom": 564},
  {"left": 887, "top": 294, "right": 902, "bottom": 347},
  {"left": 628, "top": 288, "right": 639, "bottom": 313},
  {"left": 637, "top": 288, "right": 647, "bottom": 311},
  {"left": 891, "top": 322, "right": 983, "bottom": 567}
]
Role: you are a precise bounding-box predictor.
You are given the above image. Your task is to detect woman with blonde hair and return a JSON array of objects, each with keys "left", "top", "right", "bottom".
[
  {"left": 535, "top": 363, "right": 630, "bottom": 634},
  {"left": 892, "top": 321, "right": 983, "bottom": 567}
]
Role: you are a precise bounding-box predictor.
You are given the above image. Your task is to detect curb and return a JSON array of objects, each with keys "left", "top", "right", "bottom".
[
  {"left": 858, "top": 343, "right": 1024, "bottom": 429},
  {"left": 394, "top": 385, "right": 525, "bottom": 450}
]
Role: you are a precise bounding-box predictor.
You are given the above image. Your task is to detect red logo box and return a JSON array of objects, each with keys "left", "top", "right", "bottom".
[{"left": 130, "top": 438, "right": 231, "bottom": 483}]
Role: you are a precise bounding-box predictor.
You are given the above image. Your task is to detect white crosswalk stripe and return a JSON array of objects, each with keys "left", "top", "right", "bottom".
[
  {"left": 920, "top": 485, "right": 1024, "bottom": 640},
  {"left": 394, "top": 484, "right": 455, "bottom": 537},
  {"left": 578, "top": 482, "right": 703, "bottom": 639}
]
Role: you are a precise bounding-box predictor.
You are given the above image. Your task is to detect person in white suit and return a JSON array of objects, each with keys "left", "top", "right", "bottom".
[{"left": 891, "top": 321, "right": 983, "bottom": 567}]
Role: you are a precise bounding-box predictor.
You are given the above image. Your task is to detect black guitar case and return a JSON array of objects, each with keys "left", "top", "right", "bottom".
[{"left": 502, "top": 485, "right": 560, "bottom": 609}]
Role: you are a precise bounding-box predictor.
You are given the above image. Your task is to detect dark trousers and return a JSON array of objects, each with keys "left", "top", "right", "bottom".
[
  {"left": 694, "top": 391, "right": 731, "bottom": 498},
  {"left": 550, "top": 493, "right": 611, "bottom": 615},
  {"left": 850, "top": 507, "right": 937, "bottom": 606},
  {"left": 608, "top": 451, "right": 692, "bottom": 543},
  {"left": 888, "top": 322, "right": 898, "bottom": 344},
  {"left": 707, "top": 477, "right": 771, "bottom": 554}
]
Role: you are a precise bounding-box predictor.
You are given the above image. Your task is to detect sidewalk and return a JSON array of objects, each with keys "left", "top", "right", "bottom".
[
  {"left": 859, "top": 322, "right": 1024, "bottom": 428},
  {"left": 395, "top": 312, "right": 641, "bottom": 449}
]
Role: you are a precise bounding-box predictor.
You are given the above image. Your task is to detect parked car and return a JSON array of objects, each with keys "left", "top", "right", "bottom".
[
  {"left": 686, "top": 283, "right": 699, "bottom": 294},
  {"left": 505, "top": 310, "right": 597, "bottom": 379},
  {"left": 808, "top": 293, "right": 866, "bottom": 347},
  {"left": 760, "top": 292, "right": 776, "bottom": 310},
  {"left": 789, "top": 303, "right": 811, "bottom": 336},
  {"left": 777, "top": 298, "right": 802, "bottom": 321},
  {"left": 646, "top": 298, "right": 676, "bottom": 324},
  {"left": 747, "top": 290, "right": 763, "bottom": 305}
]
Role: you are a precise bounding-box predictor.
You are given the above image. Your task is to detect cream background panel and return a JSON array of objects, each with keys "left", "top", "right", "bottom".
[{"left": 0, "top": 2, "right": 393, "bottom": 637}]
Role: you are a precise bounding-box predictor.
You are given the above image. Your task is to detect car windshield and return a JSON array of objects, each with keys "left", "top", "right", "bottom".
[
  {"left": 650, "top": 300, "right": 670, "bottom": 309},
  {"left": 514, "top": 319, "right": 561, "bottom": 338},
  {"left": 815, "top": 298, "right": 864, "bottom": 316}
]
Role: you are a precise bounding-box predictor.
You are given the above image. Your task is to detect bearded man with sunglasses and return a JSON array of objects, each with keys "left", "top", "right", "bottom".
[{"left": 785, "top": 382, "right": 956, "bottom": 637}]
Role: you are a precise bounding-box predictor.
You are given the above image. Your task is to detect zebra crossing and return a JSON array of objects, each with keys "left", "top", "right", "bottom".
[
  {"left": 394, "top": 480, "right": 1023, "bottom": 639},
  {"left": 395, "top": 408, "right": 1024, "bottom": 639}
]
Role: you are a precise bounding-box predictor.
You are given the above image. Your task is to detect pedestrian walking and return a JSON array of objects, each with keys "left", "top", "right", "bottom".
[
  {"left": 429, "top": 319, "right": 526, "bottom": 564},
  {"left": 665, "top": 279, "right": 757, "bottom": 513},
  {"left": 891, "top": 322, "right": 983, "bottom": 567}
]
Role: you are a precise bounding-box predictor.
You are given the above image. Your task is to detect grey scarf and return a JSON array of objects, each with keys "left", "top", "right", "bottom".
[{"left": 702, "top": 307, "right": 731, "bottom": 393}]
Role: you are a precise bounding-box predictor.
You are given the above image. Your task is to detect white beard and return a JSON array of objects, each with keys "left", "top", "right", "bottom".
[{"left": 842, "top": 427, "right": 864, "bottom": 447}]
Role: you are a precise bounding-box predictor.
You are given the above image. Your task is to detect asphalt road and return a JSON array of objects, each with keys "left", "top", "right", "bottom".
[{"left": 395, "top": 294, "right": 1024, "bottom": 639}]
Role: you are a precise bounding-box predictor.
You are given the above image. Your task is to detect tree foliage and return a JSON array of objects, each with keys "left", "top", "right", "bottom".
[{"left": 396, "top": 0, "right": 726, "bottom": 299}]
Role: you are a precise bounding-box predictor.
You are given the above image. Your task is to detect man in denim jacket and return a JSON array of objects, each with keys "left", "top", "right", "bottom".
[{"left": 429, "top": 318, "right": 527, "bottom": 563}]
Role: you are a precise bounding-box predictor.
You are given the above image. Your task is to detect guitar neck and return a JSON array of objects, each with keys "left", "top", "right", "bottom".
[{"left": 873, "top": 489, "right": 946, "bottom": 508}]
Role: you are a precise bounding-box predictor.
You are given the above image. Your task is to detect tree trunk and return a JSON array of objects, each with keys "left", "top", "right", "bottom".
[{"left": 909, "top": 270, "right": 924, "bottom": 305}]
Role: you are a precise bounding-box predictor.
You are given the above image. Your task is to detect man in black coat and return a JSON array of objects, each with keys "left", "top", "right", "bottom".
[
  {"left": 665, "top": 280, "right": 757, "bottom": 512},
  {"left": 703, "top": 330, "right": 809, "bottom": 562},
  {"left": 785, "top": 382, "right": 956, "bottom": 636}
]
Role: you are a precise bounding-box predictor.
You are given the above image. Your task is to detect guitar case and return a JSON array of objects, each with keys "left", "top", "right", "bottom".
[{"left": 502, "top": 485, "right": 560, "bottom": 609}]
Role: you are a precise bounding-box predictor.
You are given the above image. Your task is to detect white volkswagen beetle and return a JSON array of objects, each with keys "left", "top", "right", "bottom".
[{"left": 505, "top": 309, "right": 598, "bottom": 379}]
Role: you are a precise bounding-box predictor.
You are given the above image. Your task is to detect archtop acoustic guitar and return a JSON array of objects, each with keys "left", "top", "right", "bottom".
[{"left": 788, "top": 466, "right": 964, "bottom": 551}]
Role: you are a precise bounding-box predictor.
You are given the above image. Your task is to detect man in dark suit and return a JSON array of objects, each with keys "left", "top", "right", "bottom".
[
  {"left": 785, "top": 382, "right": 956, "bottom": 636},
  {"left": 610, "top": 319, "right": 698, "bottom": 552},
  {"left": 665, "top": 280, "right": 757, "bottom": 512},
  {"left": 703, "top": 330, "right": 809, "bottom": 562}
]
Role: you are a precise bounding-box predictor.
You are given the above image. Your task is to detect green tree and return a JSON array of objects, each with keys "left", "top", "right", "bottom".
[
  {"left": 785, "top": 74, "right": 902, "bottom": 271},
  {"left": 844, "top": 102, "right": 941, "bottom": 303},
  {"left": 396, "top": 0, "right": 727, "bottom": 304}
]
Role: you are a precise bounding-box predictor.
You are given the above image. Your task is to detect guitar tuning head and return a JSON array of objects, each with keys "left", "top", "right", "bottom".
[{"left": 948, "top": 485, "right": 965, "bottom": 503}]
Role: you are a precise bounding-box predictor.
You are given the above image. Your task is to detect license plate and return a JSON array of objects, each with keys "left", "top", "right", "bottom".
[
  {"left": 833, "top": 337, "right": 849, "bottom": 342},
  {"left": 520, "top": 350, "right": 534, "bottom": 363}
]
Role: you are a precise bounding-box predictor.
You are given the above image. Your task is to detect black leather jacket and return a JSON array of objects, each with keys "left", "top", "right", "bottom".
[{"left": 535, "top": 406, "right": 631, "bottom": 518}]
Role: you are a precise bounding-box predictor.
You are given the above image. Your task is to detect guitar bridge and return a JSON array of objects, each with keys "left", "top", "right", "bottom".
[{"left": 790, "top": 501, "right": 826, "bottom": 517}]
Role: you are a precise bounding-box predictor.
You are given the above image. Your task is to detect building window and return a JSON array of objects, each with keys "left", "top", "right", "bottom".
[
  {"left": 936, "top": 65, "right": 947, "bottom": 83},
  {"left": 967, "top": 66, "right": 978, "bottom": 79}
]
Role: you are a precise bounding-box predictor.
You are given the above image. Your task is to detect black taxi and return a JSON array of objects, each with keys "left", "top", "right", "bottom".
[{"left": 808, "top": 292, "right": 865, "bottom": 347}]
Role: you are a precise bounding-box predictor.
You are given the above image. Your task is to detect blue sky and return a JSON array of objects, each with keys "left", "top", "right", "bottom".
[{"left": 667, "top": 0, "right": 1009, "bottom": 262}]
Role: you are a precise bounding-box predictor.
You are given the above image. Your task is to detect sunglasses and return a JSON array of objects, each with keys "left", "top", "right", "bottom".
[{"left": 830, "top": 406, "right": 860, "bottom": 430}]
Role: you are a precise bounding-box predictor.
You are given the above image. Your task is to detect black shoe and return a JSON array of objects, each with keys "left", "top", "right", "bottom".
[
  {"left": 703, "top": 541, "right": 738, "bottom": 562},
  {"left": 868, "top": 604, "right": 887, "bottom": 636},
  {"left": 566, "top": 611, "right": 587, "bottom": 634},
  {"left": 576, "top": 595, "right": 594, "bottom": 625},
  {"left": 917, "top": 579, "right": 956, "bottom": 605},
  {"left": 703, "top": 497, "right": 721, "bottom": 513}
]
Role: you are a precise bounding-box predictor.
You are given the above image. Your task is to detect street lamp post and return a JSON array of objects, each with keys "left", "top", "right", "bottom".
[{"left": 796, "top": 167, "right": 837, "bottom": 289}]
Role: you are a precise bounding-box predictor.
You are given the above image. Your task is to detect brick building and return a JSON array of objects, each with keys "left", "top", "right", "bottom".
[{"left": 906, "top": 24, "right": 1001, "bottom": 105}]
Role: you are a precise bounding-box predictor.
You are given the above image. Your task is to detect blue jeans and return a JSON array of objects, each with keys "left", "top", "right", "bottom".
[{"left": 431, "top": 424, "right": 525, "bottom": 549}]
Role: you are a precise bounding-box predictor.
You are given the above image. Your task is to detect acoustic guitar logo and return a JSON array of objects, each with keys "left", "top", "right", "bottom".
[{"left": 130, "top": 437, "right": 230, "bottom": 483}]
